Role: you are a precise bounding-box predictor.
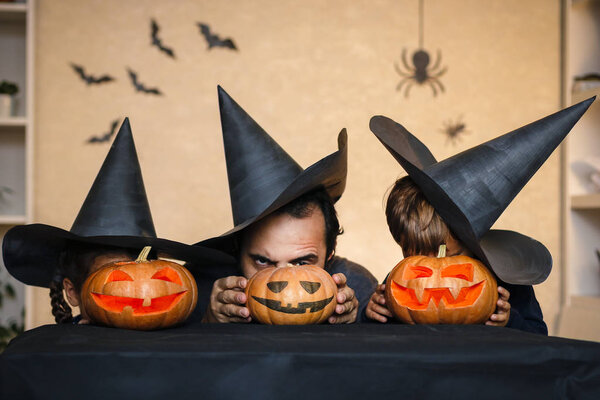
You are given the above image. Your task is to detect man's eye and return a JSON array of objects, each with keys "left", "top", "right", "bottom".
[
  {"left": 254, "top": 257, "right": 270, "bottom": 266},
  {"left": 292, "top": 260, "right": 310, "bottom": 266}
]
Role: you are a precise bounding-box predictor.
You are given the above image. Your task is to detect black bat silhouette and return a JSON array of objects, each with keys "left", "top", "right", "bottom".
[
  {"left": 197, "top": 23, "right": 237, "bottom": 50},
  {"left": 70, "top": 63, "right": 115, "bottom": 85},
  {"left": 151, "top": 19, "right": 175, "bottom": 58},
  {"left": 127, "top": 68, "right": 163, "bottom": 95},
  {"left": 87, "top": 119, "right": 120, "bottom": 144}
]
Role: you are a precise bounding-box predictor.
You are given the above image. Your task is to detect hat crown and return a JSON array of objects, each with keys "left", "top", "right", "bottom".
[
  {"left": 370, "top": 97, "right": 595, "bottom": 284},
  {"left": 218, "top": 86, "right": 303, "bottom": 226},
  {"left": 426, "top": 97, "right": 595, "bottom": 238},
  {"left": 70, "top": 118, "right": 156, "bottom": 237}
]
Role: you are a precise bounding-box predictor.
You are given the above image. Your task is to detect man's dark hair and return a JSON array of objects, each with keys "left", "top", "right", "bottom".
[{"left": 273, "top": 187, "right": 342, "bottom": 261}]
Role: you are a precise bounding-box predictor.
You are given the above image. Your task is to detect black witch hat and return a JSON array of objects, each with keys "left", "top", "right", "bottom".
[
  {"left": 3, "top": 118, "right": 233, "bottom": 287},
  {"left": 198, "top": 86, "right": 347, "bottom": 251},
  {"left": 370, "top": 97, "right": 595, "bottom": 284}
]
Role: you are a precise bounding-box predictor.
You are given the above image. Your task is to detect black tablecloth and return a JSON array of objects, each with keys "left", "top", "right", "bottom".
[{"left": 1, "top": 323, "right": 600, "bottom": 399}]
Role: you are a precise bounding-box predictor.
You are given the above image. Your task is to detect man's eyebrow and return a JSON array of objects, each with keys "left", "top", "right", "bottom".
[
  {"left": 249, "top": 253, "right": 274, "bottom": 263},
  {"left": 289, "top": 254, "right": 318, "bottom": 264}
]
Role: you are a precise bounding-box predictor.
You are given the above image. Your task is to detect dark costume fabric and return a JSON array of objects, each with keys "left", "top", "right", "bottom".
[
  {"left": 2, "top": 323, "right": 600, "bottom": 399},
  {"left": 501, "top": 281, "right": 547, "bottom": 334},
  {"left": 326, "top": 256, "right": 378, "bottom": 322}
]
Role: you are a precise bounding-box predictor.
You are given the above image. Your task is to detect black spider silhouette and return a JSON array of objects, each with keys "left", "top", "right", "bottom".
[
  {"left": 395, "top": 48, "right": 447, "bottom": 97},
  {"left": 441, "top": 116, "right": 468, "bottom": 145}
]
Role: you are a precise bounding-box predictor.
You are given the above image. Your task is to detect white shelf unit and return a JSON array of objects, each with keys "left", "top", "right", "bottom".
[
  {"left": 0, "top": 0, "right": 34, "bottom": 329},
  {"left": 0, "top": 3, "right": 27, "bottom": 22},
  {"left": 559, "top": 0, "right": 600, "bottom": 340}
]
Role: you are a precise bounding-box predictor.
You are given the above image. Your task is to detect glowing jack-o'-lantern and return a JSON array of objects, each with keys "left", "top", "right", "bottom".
[
  {"left": 81, "top": 246, "right": 198, "bottom": 330},
  {"left": 384, "top": 245, "right": 498, "bottom": 324},
  {"left": 245, "top": 265, "right": 338, "bottom": 325}
]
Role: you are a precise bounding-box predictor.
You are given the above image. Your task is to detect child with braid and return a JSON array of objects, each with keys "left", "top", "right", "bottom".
[{"left": 49, "top": 243, "right": 139, "bottom": 324}]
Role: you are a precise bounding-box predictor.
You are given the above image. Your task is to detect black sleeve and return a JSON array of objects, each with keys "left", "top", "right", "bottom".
[
  {"left": 502, "top": 282, "right": 548, "bottom": 335},
  {"left": 326, "top": 257, "right": 378, "bottom": 323}
]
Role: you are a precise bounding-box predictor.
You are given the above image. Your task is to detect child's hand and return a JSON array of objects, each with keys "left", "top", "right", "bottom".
[
  {"left": 328, "top": 273, "right": 358, "bottom": 324},
  {"left": 486, "top": 286, "right": 511, "bottom": 327},
  {"left": 202, "top": 276, "right": 252, "bottom": 323},
  {"left": 365, "top": 283, "right": 393, "bottom": 323}
]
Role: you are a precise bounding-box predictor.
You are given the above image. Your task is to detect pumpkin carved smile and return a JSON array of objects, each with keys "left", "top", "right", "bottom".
[
  {"left": 251, "top": 295, "right": 334, "bottom": 314},
  {"left": 390, "top": 280, "right": 485, "bottom": 310},
  {"left": 90, "top": 291, "right": 187, "bottom": 315}
]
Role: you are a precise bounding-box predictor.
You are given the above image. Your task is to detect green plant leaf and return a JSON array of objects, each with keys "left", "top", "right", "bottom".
[
  {"left": 0, "top": 326, "right": 9, "bottom": 337},
  {"left": 4, "top": 283, "right": 15, "bottom": 298}
]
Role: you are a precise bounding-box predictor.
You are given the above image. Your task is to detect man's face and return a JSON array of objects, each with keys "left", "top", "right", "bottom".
[{"left": 239, "top": 205, "right": 329, "bottom": 279}]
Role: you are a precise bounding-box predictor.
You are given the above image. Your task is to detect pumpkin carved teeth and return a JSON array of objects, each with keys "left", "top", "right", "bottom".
[
  {"left": 90, "top": 291, "right": 187, "bottom": 315},
  {"left": 251, "top": 295, "right": 334, "bottom": 314},
  {"left": 391, "top": 280, "right": 485, "bottom": 310}
]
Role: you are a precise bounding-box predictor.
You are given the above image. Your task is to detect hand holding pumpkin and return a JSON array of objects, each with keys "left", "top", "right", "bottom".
[
  {"left": 365, "top": 283, "right": 393, "bottom": 323},
  {"left": 203, "top": 276, "right": 252, "bottom": 323},
  {"left": 486, "top": 286, "right": 511, "bottom": 327},
  {"left": 328, "top": 273, "right": 358, "bottom": 324}
]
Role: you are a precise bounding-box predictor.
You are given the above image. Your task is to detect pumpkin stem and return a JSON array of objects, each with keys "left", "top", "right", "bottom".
[
  {"left": 136, "top": 246, "right": 152, "bottom": 263},
  {"left": 437, "top": 244, "right": 447, "bottom": 258}
]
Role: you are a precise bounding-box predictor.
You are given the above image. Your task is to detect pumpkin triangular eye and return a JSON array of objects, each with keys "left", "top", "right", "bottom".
[
  {"left": 267, "top": 281, "right": 288, "bottom": 293},
  {"left": 106, "top": 270, "right": 133, "bottom": 283},
  {"left": 151, "top": 267, "right": 183, "bottom": 286},
  {"left": 300, "top": 281, "right": 321, "bottom": 294}
]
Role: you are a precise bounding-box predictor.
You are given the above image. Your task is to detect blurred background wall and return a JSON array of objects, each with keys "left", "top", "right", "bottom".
[{"left": 27, "top": 0, "right": 565, "bottom": 330}]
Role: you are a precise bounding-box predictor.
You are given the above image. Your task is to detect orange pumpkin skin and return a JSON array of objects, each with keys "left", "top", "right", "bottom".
[
  {"left": 384, "top": 252, "right": 498, "bottom": 325},
  {"left": 81, "top": 254, "right": 198, "bottom": 331},
  {"left": 245, "top": 265, "right": 338, "bottom": 325}
]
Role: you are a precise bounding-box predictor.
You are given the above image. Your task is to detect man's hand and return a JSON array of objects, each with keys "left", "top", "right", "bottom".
[
  {"left": 486, "top": 286, "right": 511, "bottom": 327},
  {"left": 202, "top": 276, "right": 252, "bottom": 323},
  {"left": 365, "top": 283, "right": 393, "bottom": 323},
  {"left": 328, "top": 273, "right": 358, "bottom": 324}
]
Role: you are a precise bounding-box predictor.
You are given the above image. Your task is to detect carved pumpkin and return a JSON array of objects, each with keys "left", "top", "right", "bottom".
[
  {"left": 385, "top": 245, "right": 498, "bottom": 324},
  {"left": 81, "top": 246, "right": 198, "bottom": 330},
  {"left": 245, "top": 265, "right": 337, "bottom": 325}
]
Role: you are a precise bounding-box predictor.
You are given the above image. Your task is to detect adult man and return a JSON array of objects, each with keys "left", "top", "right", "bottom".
[{"left": 198, "top": 87, "right": 377, "bottom": 323}]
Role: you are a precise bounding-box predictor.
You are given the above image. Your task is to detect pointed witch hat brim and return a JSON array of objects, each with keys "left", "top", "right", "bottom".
[
  {"left": 370, "top": 97, "right": 595, "bottom": 284},
  {"left": 3, "top": 118, "right": 234, "bottom": 287},
  {"left": 196, "top": 87, "right": 347, "bottom": 252}
]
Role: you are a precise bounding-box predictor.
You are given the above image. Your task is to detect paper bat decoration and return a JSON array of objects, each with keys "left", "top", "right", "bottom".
[
  {"left": 70, "top": 63, "right": 115, "bottom": 85},
  {"left": 126, "top": 68, "right": 163, "bottom": 95},
  {"left": 151, "top": 19, "right": 175, "bottom": 58},
  {"left": 197, "top": 23, "right": 237, "bottom": 50},
  {"left": 86, "top": 119, "right": 120, "bottom": 144}
]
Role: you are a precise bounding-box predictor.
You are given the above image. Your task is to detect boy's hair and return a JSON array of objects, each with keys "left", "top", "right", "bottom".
[
  {"left": 49, "top": 242, "right": 140, "bottom": 324},
  {"left": 385, "top": 176, "right": 452, "bottom": 257}
]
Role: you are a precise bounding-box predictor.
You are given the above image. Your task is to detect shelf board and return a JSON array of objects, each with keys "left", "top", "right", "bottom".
[
  {"left": 571, "top": 193, "right": 600, "bottom": 210},
  {"left": 0, "top": 117, "right": 27, "bottom": 128},
  {"left": 572, "top": 87, "right": 600, "bottom": 103},
  {"left": 0, "top": 2, "right": 27, "bottom": 22},
  {"left": 0, "top": 214, "right": 26, "bottom": 225}
]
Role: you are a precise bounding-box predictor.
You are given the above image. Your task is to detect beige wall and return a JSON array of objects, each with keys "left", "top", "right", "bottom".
[{"left": 30, "top": 0, "right": 563, "bottom": 331}]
